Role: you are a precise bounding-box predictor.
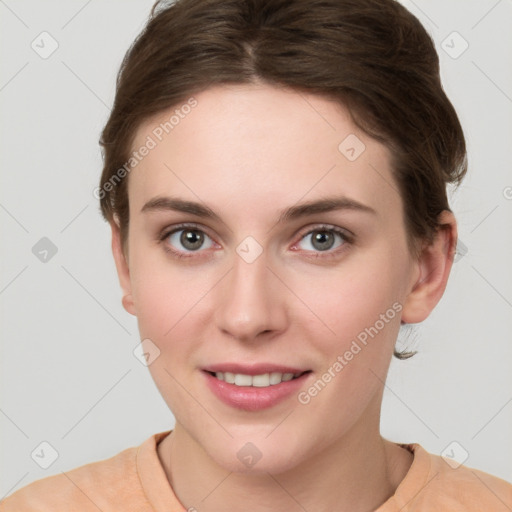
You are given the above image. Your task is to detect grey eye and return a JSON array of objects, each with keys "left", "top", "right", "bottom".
[
  {"left": 168, "top": 229, "right": 214, "bottom": 252},
  {"left": 298, "top": 229, "right": 346, "bottom": 252}
]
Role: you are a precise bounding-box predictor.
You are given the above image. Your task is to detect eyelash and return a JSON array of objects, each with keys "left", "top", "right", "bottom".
[{"left": 158, "top": 222, "right": 354, "bottom": 260}]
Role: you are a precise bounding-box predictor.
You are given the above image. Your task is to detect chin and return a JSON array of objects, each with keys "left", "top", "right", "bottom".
[{"left": 203, "top": 430, "right": 309, "bottom": 475}]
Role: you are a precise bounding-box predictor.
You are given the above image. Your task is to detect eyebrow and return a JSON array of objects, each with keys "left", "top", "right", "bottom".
[{"left": 141, "top": 195, "right": 377, "bottom": 223}]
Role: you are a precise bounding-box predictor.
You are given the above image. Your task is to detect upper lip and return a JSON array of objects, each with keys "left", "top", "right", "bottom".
[{"left": 203, "top": 363, "right": 310, "bottom": 376}]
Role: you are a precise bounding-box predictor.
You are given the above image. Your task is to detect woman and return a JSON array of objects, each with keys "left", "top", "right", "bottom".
[{"left": 2, "top": 0, "right": 511, "bottom": 510}]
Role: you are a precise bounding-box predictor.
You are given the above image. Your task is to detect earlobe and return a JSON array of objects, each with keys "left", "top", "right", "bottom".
[
  {"left": 122, "top": 294, "right": 136, "bottom": 315},
  {"left": 110, "top": 218, "right": 136, "bottom": 317},
  {"left": 401, "top": 210, "right": 458, "bottom": 324}
]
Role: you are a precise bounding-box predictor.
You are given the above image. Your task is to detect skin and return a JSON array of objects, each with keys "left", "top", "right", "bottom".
[{"left": 110, "top": 83, "right": 457, "bottom": 512}]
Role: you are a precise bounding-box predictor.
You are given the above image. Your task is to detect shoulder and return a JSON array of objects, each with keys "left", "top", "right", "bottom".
[
  {"left": 0, "top": 442, "right": 148, "bottom": 511},
  {"left": 430, "top": 454, "right": 512, "bottom": 509},
  {"left": 390, "top": 443, "right": 512, "bottom": 511}
]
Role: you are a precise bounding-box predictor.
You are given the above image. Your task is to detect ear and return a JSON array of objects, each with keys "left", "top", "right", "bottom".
[
  {"left": 401, "top": 210, "right": 458, "bottom": 324},
  {"left": 110, "top": 217, "right": 136, "bottom": 316}
]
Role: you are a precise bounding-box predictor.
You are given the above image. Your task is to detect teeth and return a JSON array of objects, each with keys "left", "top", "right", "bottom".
[
  {"left": 213, "top": 371, "right": 302, "bottom": 387},
  {"left": 234, "top": 373, "right": 252, "bottom": 386}
]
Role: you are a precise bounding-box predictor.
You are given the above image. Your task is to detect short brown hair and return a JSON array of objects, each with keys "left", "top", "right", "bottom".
[{"left": 98, "top": 0, "right": 468, "bottom": 356}]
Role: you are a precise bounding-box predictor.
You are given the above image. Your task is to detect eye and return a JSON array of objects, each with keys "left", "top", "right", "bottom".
[
  {"left": 160, "top": 224, "right": 216, "bottom": 257},
  {"left": 159, "top": 223, "right": 353, "bottom": 260},
  {"left": 294, "top": 225, "right": 352, "bottom": 255}
]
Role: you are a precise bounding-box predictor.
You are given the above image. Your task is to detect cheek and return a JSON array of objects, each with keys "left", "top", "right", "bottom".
[
  {"left": 292, "top": 259, "right": 403, "bottom": 428},
  {"left": 292, "top": 249, "right": 404, "bottom": 340},
  {"left": 128, "top": 253, "right": 206, "bottom": 408},
  {"left": 128, "top": 249, "right": 223, "bottom": 365},
  {"left": 131, "top": 272, "right": 172, "bottom": 339},
  {"left": 128, "top": 246, "right": 195, "bottom": 339},
  {"left": 287, "top": 248, "right": 405, "bottom": 413}
]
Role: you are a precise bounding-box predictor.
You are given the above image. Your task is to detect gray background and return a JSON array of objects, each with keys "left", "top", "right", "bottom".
[{"left": 1, "top": 0, "right": 511, "bottom": 498}]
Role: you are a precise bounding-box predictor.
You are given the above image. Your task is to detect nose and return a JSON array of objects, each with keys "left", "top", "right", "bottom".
[{"left": 214, "top": 247, "right": 288, "bottom": 343}]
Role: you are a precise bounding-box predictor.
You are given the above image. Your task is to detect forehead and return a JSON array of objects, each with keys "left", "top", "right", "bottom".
[{"left": 127, "top": 84, "right": 401, "bottom": 222}]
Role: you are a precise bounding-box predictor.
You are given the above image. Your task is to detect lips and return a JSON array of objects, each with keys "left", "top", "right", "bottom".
[{"left": 202, "top": 363, "right": 313, "bottom": 411}]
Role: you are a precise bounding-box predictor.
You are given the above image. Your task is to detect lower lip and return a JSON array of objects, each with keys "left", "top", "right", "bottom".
[{"left": 203, "top": 371, "right": 311, "bottom": 411}]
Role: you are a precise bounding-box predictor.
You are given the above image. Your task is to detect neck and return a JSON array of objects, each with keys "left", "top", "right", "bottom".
[{"left": 157, "top": 409, "right": 413, "bottom": 512}]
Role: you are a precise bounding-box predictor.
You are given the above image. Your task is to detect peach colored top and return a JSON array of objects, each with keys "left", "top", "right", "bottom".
[{"left": 1, "top": 431, "right": 511, "bottom": 511}]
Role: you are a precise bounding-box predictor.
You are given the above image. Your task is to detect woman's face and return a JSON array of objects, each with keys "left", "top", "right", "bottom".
[{"left": 114, "top": 83, "right": 423, "bottom": 473}]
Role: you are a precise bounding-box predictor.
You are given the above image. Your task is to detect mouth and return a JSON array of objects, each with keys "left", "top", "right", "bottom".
[
  {"left": 205, "top": 370, "right": 311, "bottom": 388},
  {"left": 201, "top": 365, "right": 313, "bottom": 411}
]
